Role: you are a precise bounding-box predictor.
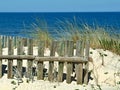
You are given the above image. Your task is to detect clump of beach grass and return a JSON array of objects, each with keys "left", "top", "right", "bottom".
[
  {"left": 27, "top": 17, "right": 120, "bottom": 55},
  {"left": 98, "top": 33, "right": 120, "bottom": 55},
  {"left": 55, "top": 17, "right": 82, "bottom": 42},
  {"left": 55, "top": 18, "right": 120, "bottom": 55},
  {"left": 30, "top": 18, "right": 53, "bottom": 48},
  {"left": 86, "top": 26, "right": 120, "bottom": 55}
]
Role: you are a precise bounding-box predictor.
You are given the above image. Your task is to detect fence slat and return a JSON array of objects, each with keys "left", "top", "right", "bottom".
[
  {"left": 48, "top": 41, "right": 58, "bottom": 82},
  {"left": 3, "top": 35, "right": 8, "bottom": 48},
  {"left": 0, "top": 36, "right": 2, "bottom": 78},
  {"left": 84, "top": 40, "right": 90, "bottom": 84},
  {"left": 17, "top": 38, "right": 23, "bottom": 78},
  {"left": 23, "top": 38, "right": 28, "bottom": 47},
  {"left": 75, "top": 40, "right": 84, "bottom": 84},
  {"left": 27, "top": 39, "right": 33, "bottom": 79},
  {"left": 37, "top": 41, "right": 45, "bottom": 80},
  {"left": 7, "top": 37, "right": 13, "bottom": 79},
  {"left": 58, "top": 41, "right": 65, "bottom": 82},
  {"left": 66, "top": 41, "right": 74, "bottom": 84},
  {"left": 13, "top": 36, "right": 17, "bottom": 48}
]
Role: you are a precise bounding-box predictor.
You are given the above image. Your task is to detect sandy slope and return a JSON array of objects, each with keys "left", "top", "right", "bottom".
[{"left": 0, "top": 47, "right": 120, "bottom": 90}]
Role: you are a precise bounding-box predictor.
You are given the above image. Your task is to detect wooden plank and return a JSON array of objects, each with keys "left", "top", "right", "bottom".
[
  {"left": 66, "top": 41, "right": 74, "bottom": 84},
  {"left": 76, "top": 40, "right": 84, "bottom": 57},
  {"left": 84, "top": 40, "right": 90, "bottom": 84},
  {"left": 5, "top": 36, "right": 8, "bottom": 48},
  {"left": 35, "top": 57, "right": 86, "bottom": 62},
  {"left": 17, "top": 38, "right": 23, "bottom": 78},
  {"left": 0, "top": 36, "right": 2, "bottom": 78},
  {"left": 0, "top": 55, "right": 34, "bottom": 59},
  {"left": 13, "top": 36, "right": 17, "bottom": 48},
  {"left": 48, "top": 41, "right": 58, "bottom": 82},
  {"left": 7, "top": 37, "right": 13, "bottom": 79},
  {"left": 22, "top": 38, "right": 28, "bottom": 47},
  {"left": 1, "top": 35, "right": 6, "bottom": 48},
  {"left": 0, "top": 55, "right": 87, "bottom": 62},
  {"left": 27, "top": 39, "right": 33, "bottom": 79},
  {"left": 75, "top": 40, "right": 84, "bottom": 84},
  {"left": 12, "top": 37, "right": 15, "bottom": 48},
  {"left": 2, "top": 35, "right": 4, "bottom": 48},
  {"left": 58, "top": 41, "right": 65, "bottom": 82},
  {"left": 76, "top": 63, "right": 83, "bottom": 84},
  {"left": 2, "top": 36, "right": 5, "bottom": 48},
  {"left": 37, "top": 41, "right": 45, "bottom": 80}
]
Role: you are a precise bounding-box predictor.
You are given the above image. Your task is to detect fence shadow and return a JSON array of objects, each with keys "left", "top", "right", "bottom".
[
  {"left": 62, "top": 73, "right": 76, "bottom": 82},
  {"left": 2, "top": 64, "right": 7, "bottom": 76},
  {"left": 62, "top": 69, "right": 92, "bottom": 83}
]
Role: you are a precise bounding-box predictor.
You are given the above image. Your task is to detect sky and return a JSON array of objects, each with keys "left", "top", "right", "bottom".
[{"left": 0, "top": 0, "right": 120, "bottom": 12}]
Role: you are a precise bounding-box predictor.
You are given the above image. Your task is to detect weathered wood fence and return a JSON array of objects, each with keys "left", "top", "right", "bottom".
[{"left": 0, "top": 35, "right": 90, "bottom": 84}]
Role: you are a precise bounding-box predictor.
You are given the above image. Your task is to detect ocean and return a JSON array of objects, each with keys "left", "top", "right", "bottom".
[{"left": 0, "top": 12, "right": 120, "bottom": 37}]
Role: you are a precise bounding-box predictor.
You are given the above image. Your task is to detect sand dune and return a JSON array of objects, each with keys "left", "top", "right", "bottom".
[{"left": 0, "top": 47, "right": 120, "bottom": 90}]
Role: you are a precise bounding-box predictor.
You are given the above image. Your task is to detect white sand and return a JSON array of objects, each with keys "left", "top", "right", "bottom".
[{"left": 0, "top": 47, "right": 120, "bottom": 90}]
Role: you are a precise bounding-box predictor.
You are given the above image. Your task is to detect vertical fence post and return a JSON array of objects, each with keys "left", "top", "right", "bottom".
[
  {"left": 84, "top": 40, "right": 90, "bottom": 84},
  {"left": 58, "top": 41, "right": 65, "bottom": 82},
  {"left": 0, "top": 36, "right": 2, "bottom": 78},
  {"left": 23, "top": 38, "right": 28, "bottom": 47},
  {"left": 27, "top": 39, "right": 33, "bottom": 79},
  {"left": 13, "top": 36, "right": 17, "bottom": 48},
  {"left": 17, "top": 37, "right": 23, "bottom": 78},
  {"left": 66, "top": 41, "right": 74, "bottom": 84},
  {"left": 75, "top": 40, "right": 84, "bottom": 84},
  {"left": 1, "top": 35, "right": 4, "bottom": 48},
  {"left": 13, "top": 36, "right": 15, "bottom": 48},
  {"left": 7, "top": 37, "right": 13, "bottom": 79},
  {"left": 48, "top": 41, "right": 58, "bottom": 82},
  {"left": 3, "top": 36, "right": 9, "bottom": 47},
  {"left": 2, "top": 35, "right": 5, "bottom": 48},
  {"left": 37, "top": 41, "right": 45, "bottom": 80}
]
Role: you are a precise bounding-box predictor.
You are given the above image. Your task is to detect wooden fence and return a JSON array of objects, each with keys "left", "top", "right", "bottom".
[{"left": 0, "top": 35, "right": 90, "bottom": 84}]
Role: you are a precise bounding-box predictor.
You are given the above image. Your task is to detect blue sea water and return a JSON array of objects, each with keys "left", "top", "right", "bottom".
[{"left": 0, "top": 12, "right": 120, "bottom": 37}]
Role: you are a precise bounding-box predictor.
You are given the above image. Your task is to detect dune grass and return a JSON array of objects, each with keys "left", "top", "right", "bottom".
[
  {"left": 29, "top": 18, "right": 120, "bottom": 55},
  {"left": 55, "top": 17, "right": 82, "bottom": 42},
  {"left": 55, "top": 18, "right": 120, "bottom": 55},
  {"left": 30, "top": 18, "right": 52, "bottom": 48}
]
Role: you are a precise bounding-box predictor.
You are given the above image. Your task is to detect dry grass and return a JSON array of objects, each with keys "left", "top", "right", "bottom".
[
  {"left": 29, "top": 18, "right": 120, "bottom": 55},
  {"left": 55, "top": 18, "right": 120, "bottom": 55},
  {"left": 30, "top": 18, "right": 52, "bottom": 48}
]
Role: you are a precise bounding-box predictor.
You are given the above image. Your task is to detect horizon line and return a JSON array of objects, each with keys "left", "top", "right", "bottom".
[{"left": 0, "top": 11, "right": 120, "bottom": 13}]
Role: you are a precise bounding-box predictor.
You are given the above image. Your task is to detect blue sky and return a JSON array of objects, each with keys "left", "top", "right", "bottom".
[{"left": 0, "top": 0, "right": 120, "bottom": 12}]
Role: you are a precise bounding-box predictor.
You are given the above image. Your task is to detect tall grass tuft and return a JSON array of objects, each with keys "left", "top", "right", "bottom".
[
  {"left": 98, "top": 34, "right": 120, "bottom": 55},
  {"left": 55, "top": 18, "right": 120, "bottom": 55},
  {"left": 30, "top": 18, "right": 52, "bottom": 48},
  {"left": 55, "top": 17, "right": 83, "bottom": 42},
  {"left": 27, "top": 17, "right": 120, "bottom": 55}
]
